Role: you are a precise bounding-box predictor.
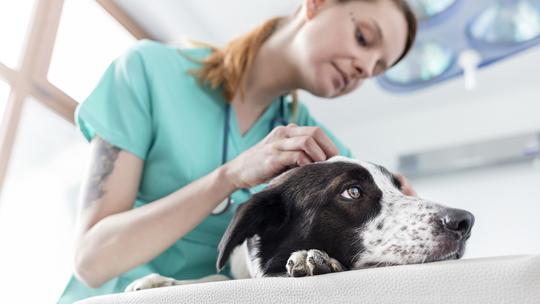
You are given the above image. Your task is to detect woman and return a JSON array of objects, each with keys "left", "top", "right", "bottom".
[{"left": 59, "top": 0, "right": 417, "bottom": 302}]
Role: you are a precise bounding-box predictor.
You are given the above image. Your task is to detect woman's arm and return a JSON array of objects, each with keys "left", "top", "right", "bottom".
[
  {"left": 75, "top": 124, "right": 339, "bottom": 288},
  {"left": 73, "top": 136, "right": 236, "bottom": 288}
]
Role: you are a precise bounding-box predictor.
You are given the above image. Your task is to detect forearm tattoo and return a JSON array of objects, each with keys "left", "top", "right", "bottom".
[{"left": 82, "top": 136, "right": 120, "bottom": 206}]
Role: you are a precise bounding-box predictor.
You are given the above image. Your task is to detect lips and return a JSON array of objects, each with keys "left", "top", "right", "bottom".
[{"left": 331, "top": 62, "right": 350, "bottom": 91}]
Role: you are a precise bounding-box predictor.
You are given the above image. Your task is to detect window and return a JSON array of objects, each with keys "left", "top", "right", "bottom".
[
  {"left": 48, "top": 0, "right": 136, "bottom": 101},
  {"left": 0, "top": 0, "right": 142, "bottom": 302},
  {"left": 0, "top": 98, "right": 88, "bottom": 303},
  {"left": 0, "top": 0, "right": 37, "bottom": 69}
]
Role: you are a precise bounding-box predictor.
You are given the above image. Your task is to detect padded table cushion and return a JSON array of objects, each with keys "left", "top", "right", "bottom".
[{"left": 77, "top": 255, "right": 540, "bottom": 304}]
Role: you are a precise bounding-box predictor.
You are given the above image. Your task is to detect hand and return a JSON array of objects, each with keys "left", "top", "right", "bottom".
[
  {"left": 224, "top": 124, "right": 339, "bottom": 189},
  {"left": 393, "top": 172, "right": 417, "bottom": 196}
]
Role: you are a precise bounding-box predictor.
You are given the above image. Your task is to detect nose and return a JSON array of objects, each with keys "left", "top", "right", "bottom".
[
  {"left": 353, "top": 52, "right": 378, "bottom": 79},
  {"left": 439, "top": 208, "right": 475, "bottom": 238},
  {"left": 352, "top": 63, "right": 369, "bottom": 79},
  {"left": 353, "top": 61, "right": 372, "bottom": 79}
]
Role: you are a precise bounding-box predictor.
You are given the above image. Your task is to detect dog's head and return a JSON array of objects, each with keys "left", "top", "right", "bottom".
[{"left": 217, "top": 156, "right": 474, "bottom": 274}]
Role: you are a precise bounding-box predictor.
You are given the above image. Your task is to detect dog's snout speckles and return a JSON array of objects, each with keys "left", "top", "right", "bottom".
[{"left": 339, "top": 159, "right": 472, "bottom": 269}]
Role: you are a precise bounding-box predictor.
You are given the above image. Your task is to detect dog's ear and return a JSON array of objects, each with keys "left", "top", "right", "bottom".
[{"left": 216, "top": 189, "right": 286, "bottom": 271}]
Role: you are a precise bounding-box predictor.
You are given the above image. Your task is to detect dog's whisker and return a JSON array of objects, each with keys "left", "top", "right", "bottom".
[
  {"left": 374, "top": 260, "right": 385, "bottom": 268},
  {"left": 352, "top": 248, "right": 366, "bottom": 264}
]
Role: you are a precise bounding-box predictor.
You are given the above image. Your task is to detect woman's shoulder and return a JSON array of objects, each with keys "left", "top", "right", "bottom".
[
  {"left": 126, "top": 39, "right": 212, "bottom": 69},
  {"left": 115, "top": 40, "right": 217, "bottom": 86}
]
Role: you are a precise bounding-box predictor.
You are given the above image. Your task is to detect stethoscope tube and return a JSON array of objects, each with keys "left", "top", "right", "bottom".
[{"left": 211, "top": 96, "right": 288, "bottom": 215}]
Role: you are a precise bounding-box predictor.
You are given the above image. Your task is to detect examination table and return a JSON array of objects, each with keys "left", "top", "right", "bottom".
[{"left": 77, "top": 254, "right": 540, "bottom": 304}]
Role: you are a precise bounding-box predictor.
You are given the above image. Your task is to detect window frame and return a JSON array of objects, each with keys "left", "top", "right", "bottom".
[{"left": 0, "top": 0, "right": 154, "bottom": 194}]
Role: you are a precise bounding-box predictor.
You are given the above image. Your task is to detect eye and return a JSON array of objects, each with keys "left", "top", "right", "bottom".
[
  {"left": 340, "top": 186, "right": 362, "bottom": 200},
  {"left": 355, "top": 28, "right": 367, "bottom": 46}
]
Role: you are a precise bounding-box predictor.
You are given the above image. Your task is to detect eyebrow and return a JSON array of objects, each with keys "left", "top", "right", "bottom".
[
  {"left": 367, "top": 18, "right": 389, "bottom": 71},
  {"left": 369, "top": 18, "right": 383, "bottom": 42}
]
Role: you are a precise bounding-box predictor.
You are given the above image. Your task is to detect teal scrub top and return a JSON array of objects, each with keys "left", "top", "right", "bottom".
[{"left": 59, "top": 39, "right": 352, "bottom": 303}]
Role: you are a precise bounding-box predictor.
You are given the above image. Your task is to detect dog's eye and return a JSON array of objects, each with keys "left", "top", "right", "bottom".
[{"left": 340, "top": 187, "right": 362, "bottom": 200}]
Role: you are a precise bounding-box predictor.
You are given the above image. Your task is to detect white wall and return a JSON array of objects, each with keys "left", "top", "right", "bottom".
[{"left": 305, "top": 46, "right": 540, "bottom": 258}]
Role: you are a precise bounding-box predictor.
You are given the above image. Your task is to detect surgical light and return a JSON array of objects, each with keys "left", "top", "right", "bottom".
[
  {"left": 383, "top": 41, "right": 454, "bottom": 85},
  {"left": 406, "top": 0, "right": 458, "bottom": 21},
  {"left": 377, "top": 0, "right": 540, "bottom": 93},
  {"left": 469, "top": 0, "right": 540, "bottom": 44}
]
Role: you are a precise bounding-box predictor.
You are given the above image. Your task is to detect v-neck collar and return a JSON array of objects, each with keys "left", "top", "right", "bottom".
[{"left": 228, "top": 97, "right": 281, "bottom": 149}]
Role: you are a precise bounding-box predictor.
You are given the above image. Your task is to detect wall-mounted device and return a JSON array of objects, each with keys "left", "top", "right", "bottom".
[{"left": 398, "top": 131, "right": 540, "bottom": 178}]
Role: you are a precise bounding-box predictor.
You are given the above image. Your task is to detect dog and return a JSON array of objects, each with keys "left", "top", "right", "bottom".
[{"left": 125, "top": 156, "right": 474, "bottom": 291}]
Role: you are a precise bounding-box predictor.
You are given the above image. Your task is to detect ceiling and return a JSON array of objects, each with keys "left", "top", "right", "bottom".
[{"left": 114, "top": 0, "right": 540, "bottom": 131}]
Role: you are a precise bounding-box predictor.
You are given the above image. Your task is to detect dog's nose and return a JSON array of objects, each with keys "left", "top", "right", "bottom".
[{"left": 439, "top": 208, "right": 475, "bottom": 238}]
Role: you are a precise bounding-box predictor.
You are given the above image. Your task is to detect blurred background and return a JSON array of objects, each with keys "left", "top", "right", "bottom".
[{"left": 0, "top": 0, "right": 539, "bottom": 302}]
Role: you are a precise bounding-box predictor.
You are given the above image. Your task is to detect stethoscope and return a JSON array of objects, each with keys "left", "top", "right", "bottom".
[{"left": 211, "top": 95, "right": 288, "bottom": 215}]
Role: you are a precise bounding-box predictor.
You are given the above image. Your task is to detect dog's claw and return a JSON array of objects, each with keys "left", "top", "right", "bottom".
[
  {"left": 124, "top": 273, "right": 178, "bottom": 292},
  {"left": 286, "top": 249, "right": 344, "bottom": 277}
]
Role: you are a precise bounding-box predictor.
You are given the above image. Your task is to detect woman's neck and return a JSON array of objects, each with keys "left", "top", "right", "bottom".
[{"left": 231, "top": 15, "right": 304, "bottom": 135}]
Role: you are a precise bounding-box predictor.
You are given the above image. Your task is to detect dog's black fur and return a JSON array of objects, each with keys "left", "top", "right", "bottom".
[{"left": 217, "top": 158, "right": 474, "bottom": 277}]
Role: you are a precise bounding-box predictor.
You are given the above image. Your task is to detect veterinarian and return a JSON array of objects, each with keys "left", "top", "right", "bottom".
[{"left": 59, "top": 0, "right": 417, "bottom": 302}]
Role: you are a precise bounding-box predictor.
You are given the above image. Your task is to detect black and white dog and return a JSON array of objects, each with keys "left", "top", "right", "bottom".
[{"left": 126, "top": 156, "right": 474, "bottom": 291}]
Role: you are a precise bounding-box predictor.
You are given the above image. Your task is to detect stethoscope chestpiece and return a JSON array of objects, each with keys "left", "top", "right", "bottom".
[{"left": 212, "top": 196, "right": 233, "bottom": 215}]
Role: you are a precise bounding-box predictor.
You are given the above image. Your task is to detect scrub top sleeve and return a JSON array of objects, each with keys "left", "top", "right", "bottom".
[
  {"left": 75, "top": 46, "right": 153, "bottom": 160},
  {"left": 295, "top": 102, "right": 354, "bottom": 158}
]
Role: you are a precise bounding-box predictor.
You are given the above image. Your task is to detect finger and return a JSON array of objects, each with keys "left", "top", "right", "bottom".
[
  {"left": 286, "top": 123, "right": 297, "bottom": 128},
  {"left": 284, "top": 126, "right": 340, "bottom": 159},
  {"left": 394, "top": 173, "right": 417, "bottom": 196},
  {"left": 275, "top": 136, "right": 326, "bottom": 162},
  {"left": 402, "top": 185, "right": 417, "bottom": 196},
  {"left": 274, "top": 150, "right": 313, "bottom": 169},
  {"left": 266, "top": 124, "right": 302, "bottom": 145}
]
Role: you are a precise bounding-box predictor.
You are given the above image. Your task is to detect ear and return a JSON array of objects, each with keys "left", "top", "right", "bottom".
[{"left": 216, "top": 189, "right": 287, "bottom": 271}]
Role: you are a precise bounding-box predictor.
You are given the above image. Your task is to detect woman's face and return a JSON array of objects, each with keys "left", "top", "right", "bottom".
[{"left": 292, "top": 0, "right": 408, "bottom": 98}]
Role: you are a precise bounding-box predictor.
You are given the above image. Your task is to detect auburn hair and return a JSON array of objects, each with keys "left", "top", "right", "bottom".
[{"left": 191, "top": 0, "right": 417, "bottom": 115}]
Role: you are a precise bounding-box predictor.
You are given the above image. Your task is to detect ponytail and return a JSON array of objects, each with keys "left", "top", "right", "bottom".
[{"left": 188, "top": 16, "right": 299, "bottom": 122}]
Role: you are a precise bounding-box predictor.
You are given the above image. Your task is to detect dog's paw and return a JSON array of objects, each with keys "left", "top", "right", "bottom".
[
  {"left": 124, "top": 273, "right": 178, "bottom": 292},
  {"left": 286, "top": 249, "right": 344, "bottom": 277}
]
